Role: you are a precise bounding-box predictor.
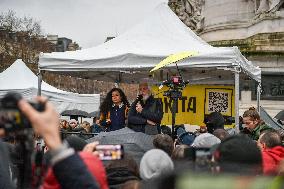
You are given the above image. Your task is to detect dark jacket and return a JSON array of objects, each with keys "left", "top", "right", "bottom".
[
  {"left": 42, "top": 152, "right": 108, "bottom": 189},
  {"left": 106, "top": 167, "right": 139, "bottom": 189},
  {"left": 53, "top": 153, "right": 99, "bottom": 189},
  {"left": 99, "top": 105, "right": 129, "bottom": 132},
  {"left": 0, "top": 140, "right": 16, "bottom": 189},
  {"left": 128, "top": 95, "right": 163, "bottom": 134}
]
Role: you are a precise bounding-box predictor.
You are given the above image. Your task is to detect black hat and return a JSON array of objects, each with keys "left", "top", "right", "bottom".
[
  {"left": 206, "top": 112, "right": 225, "bottom": 133},
  {"left": 215, "top": 135, "right": 262, "bottom": 174}
]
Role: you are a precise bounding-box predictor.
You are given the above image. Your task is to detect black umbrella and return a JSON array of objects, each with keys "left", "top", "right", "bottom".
[
  {"left": 275, "top": 110, "right": 284, "bottom": 121},
  {"left": 260, "top": 106, "right": 284, "bottom": 131},
  {"left": 87, "top": 128, "right": 154, "bottom": 164},
  {"left": 88, "top": 111, "right": 100, "bottom": 118},
  {"left": 61, "top": 109, "right": 90, "bottom": 117}
]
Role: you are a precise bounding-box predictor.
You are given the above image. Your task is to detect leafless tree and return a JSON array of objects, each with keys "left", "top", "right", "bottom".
[
  {"left": 0, "top": 10, "right": 21, "bottom": 31},
  {"left": 0, "top": 9, "right": 51, "bottom": 71}
]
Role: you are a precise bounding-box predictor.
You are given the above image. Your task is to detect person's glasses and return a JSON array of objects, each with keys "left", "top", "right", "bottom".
[{"left": 69, "top": 122, "right": 76, "bottom": 124}]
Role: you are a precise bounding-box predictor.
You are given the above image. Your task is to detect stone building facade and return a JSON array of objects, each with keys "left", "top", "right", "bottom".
[{"left": 169, "top": 0, "right": 284, "bottom": 116}]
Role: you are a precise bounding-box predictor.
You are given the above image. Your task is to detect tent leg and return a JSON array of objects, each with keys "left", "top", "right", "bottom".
[
  {"left": 257, "top": 83, "right": 261, "bottom": 112},
  {"left": 37, "top": 70, "right": 42, "bottom": 96},
  {"left": 234, "top": 71, "right": 240, "bottom": 133}
]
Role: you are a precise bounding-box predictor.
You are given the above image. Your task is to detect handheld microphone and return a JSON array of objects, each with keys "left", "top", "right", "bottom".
[
  {"left": 137, "top": 94, "right": 143, "bottom": 101},
  {"left": 133, "top": 94, "right": 143, "bottom": 104}
]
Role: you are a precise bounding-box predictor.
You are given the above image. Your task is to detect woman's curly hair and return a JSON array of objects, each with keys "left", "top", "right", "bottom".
[{"left": 99, "top": 88, "right": 130, "bottom": 116}]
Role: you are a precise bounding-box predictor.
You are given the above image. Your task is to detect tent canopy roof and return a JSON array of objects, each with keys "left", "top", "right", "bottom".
[
  {"left": 0, "top": 59, "right": 99, "bottom": 113},
  {"left": 39, "top": 3, "right": 261, "bottom": 83},
  {"left": 0, "top": 59, "right": 65, "bottom": 93}
]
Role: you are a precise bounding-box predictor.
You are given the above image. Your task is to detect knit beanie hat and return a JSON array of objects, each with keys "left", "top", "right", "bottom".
[
  {"left": 140, "top": 149, "right": 174, "bottom": 180},
  {"left": 191, "top": 133, "right": 221, "bottom": 148}
]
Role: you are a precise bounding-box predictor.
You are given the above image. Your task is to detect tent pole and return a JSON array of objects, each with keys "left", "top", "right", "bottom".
[
  {"left": 257, "top": 83, "right": 261, "bottom": 112},
  {"left": 234, "top": 69, "right": 240, "bottom": 133},
  {"left": 115, "top": 72, "right": 121, "bottom": 87},
  {"left": 37, "top": 69, "right": 42, "bottom": 96}
]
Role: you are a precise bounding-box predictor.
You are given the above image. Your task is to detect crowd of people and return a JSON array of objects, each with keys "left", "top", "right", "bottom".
[{"left": 1, "top": 81, "right": 284, "bottom": 189}]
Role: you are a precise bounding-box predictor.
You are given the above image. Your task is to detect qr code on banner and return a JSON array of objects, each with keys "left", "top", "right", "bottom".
[{"left": 208, "top": 91, "right": 229, "bottom": 113}]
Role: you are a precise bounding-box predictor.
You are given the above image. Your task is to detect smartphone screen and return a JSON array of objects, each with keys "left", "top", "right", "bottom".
[{"left": 96, "top": 144, "right": 124, "bottom": 160}]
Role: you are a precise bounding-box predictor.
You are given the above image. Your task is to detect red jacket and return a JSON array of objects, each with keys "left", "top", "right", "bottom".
[
  {"left": 41, "top": 152, "right": 109, "bottom": 189},
  {"left": 262, "top": 146, "right": 284, "bottom": 175}
]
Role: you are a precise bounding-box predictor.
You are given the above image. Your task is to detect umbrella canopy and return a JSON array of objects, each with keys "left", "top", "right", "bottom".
[
  {"left": 260, "top": 106, "right": 284, "bottom": 131},
  {"left": 87, "top": 128, "right": 154, "bottom": 163},
  {"left": 275, "top": 110, "right": 284, "bottom": 121},
  {"left": 61, "top": 109, "right": 90, "bottom": 117},
  {"left": 150, "top": 51, "right": 198, "bottom": 72},
  {"left": 88, "top": 111, "right": 100, "bottom": 118}
]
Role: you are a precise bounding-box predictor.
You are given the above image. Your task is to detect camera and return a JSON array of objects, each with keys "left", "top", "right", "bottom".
[
  {"left": 163, "top": 76, "right": 188, "bottom": 91},
  {"left": 96, "top": 144, "right": 124, "bottom": 160},
  {"left": 0, "top": 92, "right": 45, "bottom": 132}
]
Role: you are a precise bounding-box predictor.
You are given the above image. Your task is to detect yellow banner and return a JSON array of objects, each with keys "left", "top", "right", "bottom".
[{"left": 152, "top": 85, "right": 235, "bottom": 127}]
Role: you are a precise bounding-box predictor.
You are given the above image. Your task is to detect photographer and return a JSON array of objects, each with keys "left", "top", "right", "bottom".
[
  {"left": 128, "top": 82, "right": 163, "bottom": 135},
  {"left": 0, "top": 136, "right": 15, "bottom": 189},
  {"left": 18, "top": 96, "right": 99, "bottom": 189}
]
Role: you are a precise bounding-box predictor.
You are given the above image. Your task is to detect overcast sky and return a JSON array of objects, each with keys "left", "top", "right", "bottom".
[{"left": 0, "top": 0, "right": 167, "bottom": 48}]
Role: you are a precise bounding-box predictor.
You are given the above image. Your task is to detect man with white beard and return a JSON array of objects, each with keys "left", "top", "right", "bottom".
[{"left": 128, "top": 82, "right": 163, "bottom": 135}]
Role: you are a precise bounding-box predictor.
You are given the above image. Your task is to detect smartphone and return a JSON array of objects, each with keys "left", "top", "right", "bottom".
[{"left": 95, "top": 144, "right": 124, "bottom": 160}]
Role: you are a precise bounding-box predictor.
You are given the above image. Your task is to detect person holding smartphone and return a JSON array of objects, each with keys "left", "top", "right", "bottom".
[
  {"left": 97, "top": 88, "right": 130, "bottom": 132},
  {"left": 128, "top": 82, "right": 163, "bottom": 135},
  {"left": 18, "top": 96, "right": 100, "bottom": 189}
]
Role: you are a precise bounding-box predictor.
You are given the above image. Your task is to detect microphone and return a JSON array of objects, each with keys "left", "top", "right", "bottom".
[
  {"left": 133, "top": 94, "right": 143, "bottom": 105},
  {"left": 137, "top": 94, "right": 143, "bottom": 102}
]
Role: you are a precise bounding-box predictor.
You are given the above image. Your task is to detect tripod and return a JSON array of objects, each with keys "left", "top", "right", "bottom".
[{"left": 164, "top": 88, "right": 183, "bottom": 139}]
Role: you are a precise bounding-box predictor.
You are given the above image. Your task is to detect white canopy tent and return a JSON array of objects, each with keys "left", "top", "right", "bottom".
[
  {"left": 0, "top": 59, "right": 100, "bottom": 114},
  {"left": 38, "top": 3, "right": 262, "bottom": 130},
  {"left": 39, "top": 3, "right": 260, "bottom": 83}
]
